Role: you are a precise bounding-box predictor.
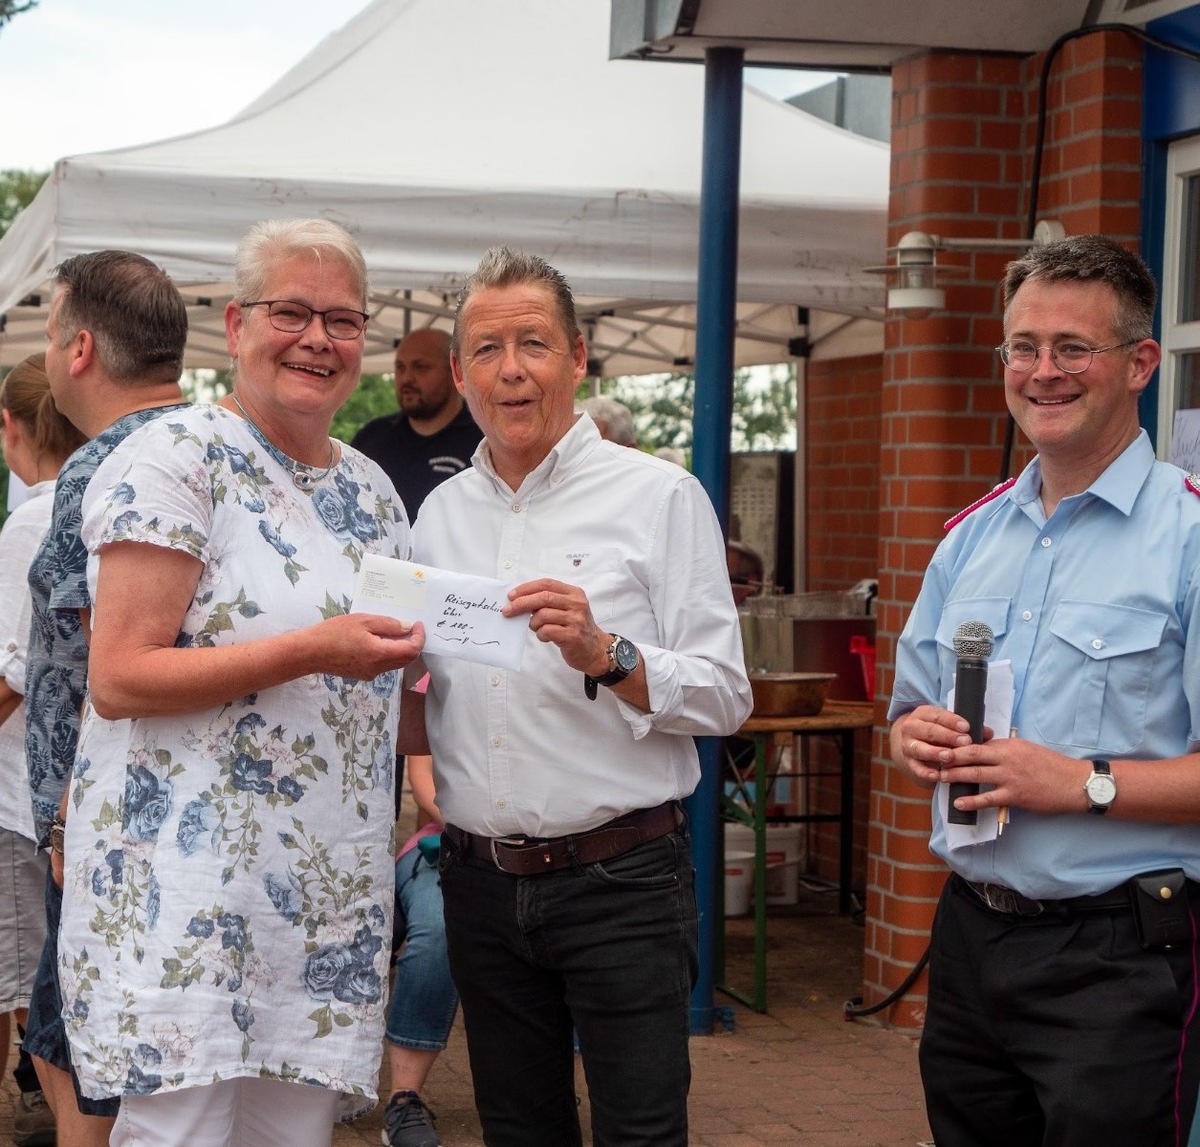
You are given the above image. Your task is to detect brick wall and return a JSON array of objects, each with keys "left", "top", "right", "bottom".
[
  {"left": 806, "top": 353, "right": 882, "bottom": 591},
  {"left": 864, "top": 31, "right": 1146, "bottom": 1029},
  {"left": 801, "top": 353, "right": 880, "bottom": 887}
]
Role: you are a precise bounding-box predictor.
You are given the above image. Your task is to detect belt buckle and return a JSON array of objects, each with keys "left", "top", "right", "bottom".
[
  {"left": 981, "top": 881, "right": 1042, "bottom": 916},
  {"left": 489, "top": 836, "right": 528, "bottom": 870}
]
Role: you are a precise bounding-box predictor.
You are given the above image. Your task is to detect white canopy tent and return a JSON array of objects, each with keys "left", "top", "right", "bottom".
[{"left": 0, "top": 0, "right": 887, "bottom": 376}]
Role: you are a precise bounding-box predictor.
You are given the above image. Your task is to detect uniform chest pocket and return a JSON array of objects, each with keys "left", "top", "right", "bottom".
[
  {"left": 537, "top": 547, "right": 622, "bottom": 623},
  {"left": 1032, "top": 601, "right": 1167, "bottom": 753},
  {"left": 934, "top": 597, "right": 1010, "bottom": 694}
]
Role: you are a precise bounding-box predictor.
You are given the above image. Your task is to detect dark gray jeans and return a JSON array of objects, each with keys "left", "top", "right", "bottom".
[{"left": 440, "top": 821, "right": 698, "bottom": 1147}]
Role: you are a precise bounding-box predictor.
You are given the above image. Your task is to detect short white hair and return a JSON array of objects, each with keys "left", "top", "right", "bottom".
[
  {"left": 234, "top": 218, "right": 368, "bottom": 308},
  {"left": 581, "top": 395, "right": 636, "bottom": 446}
]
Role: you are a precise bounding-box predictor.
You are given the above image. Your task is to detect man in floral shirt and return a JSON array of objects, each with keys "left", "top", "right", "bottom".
[{"left": 23, "top": 250, "right": 188, "bottom": 1146}]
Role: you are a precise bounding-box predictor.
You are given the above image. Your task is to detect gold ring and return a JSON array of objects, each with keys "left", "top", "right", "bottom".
[{"left": 908, "top": 741, "right": 917, "bottom": 757}]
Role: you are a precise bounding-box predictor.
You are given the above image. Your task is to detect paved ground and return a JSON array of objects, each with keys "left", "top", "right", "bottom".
[
  {"left": 0, "top": 822, "right": 933, "bottom": 1147},
  {"left": 0, "top": 890, "right": 932, "bottom": 1145},
  {"left": 346, "top": 881, "right": 935, "bottom": 1147}
]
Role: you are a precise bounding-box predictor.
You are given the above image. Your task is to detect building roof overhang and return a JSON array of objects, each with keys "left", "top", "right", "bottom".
[{"left": 609, "top": 0, "right": 1195, "bottom": 69}]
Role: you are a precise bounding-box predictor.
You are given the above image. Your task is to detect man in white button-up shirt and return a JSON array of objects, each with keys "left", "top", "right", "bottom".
[{"left": 400, "top": 246, "right": 751, "bottom": 1147}]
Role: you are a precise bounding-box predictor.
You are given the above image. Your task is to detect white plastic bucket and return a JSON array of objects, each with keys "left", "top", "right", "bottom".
[
  {"left": 724, "top": 850, "right": 755, "bottom": 916},
  {"left": 724, "top": 822, "right": 802, "bottom": 905}
]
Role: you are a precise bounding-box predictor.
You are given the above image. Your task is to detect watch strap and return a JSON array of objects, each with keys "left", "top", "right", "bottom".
[{"left": 591, "top": 664, "right": 631, "bottom": 687}]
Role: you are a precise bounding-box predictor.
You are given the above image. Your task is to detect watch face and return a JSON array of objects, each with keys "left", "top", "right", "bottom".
[
  {"left": 613, "top": 637, "right": 639, "bottom": 673},
  {"left": 1086, "top": 774, "right": 1117, "bottom": 805}
]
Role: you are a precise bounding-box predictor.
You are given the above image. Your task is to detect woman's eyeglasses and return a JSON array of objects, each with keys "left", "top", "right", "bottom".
[{"left": 241, "top": 299, "right": 368, "bottom": 341}]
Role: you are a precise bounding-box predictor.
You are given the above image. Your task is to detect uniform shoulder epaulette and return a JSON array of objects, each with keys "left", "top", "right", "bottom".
[
  {"left": 943, "top": 477, "right": 1017, "bottom": 531},
  {"left": 1186, "top": 473, "right": 1200, "bottom": 500}
]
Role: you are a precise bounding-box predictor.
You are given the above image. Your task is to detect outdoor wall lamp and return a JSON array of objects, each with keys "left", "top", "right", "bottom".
[{"left": 867, "top": 220, "right": 1066, "bottom": 317}]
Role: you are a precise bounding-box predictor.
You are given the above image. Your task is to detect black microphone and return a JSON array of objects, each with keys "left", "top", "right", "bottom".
[{"left": 946, "top": 620, "right": 994, "bottom": 826}]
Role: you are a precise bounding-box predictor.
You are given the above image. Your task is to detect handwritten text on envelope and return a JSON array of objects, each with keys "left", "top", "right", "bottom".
[{"left": 352, "top": 554, "right": 526, "bottom": 670}]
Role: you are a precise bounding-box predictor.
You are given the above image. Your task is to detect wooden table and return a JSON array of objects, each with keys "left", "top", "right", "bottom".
[{"left": 717, "top": 700, "right": 875, "bottom": 1012}]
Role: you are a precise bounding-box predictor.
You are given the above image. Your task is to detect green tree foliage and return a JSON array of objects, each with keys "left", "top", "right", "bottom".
[
  {"left": 591, "top": 363, "right": 797, "bottom": 457},
  {"left": 732, "top": 364, "right": 798, "bottom": 451},
  {"left": 330, "top": 373, "right": 395, "bottom": 444},
  {"left": 0, "top": 0, "right": 36, "bottom": 35},
  {"left": 1, "top": 169, "right": 47, "bottom": 239}
]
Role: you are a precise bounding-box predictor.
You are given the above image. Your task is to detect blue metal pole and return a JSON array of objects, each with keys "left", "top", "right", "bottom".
[{"left": 686, "top": 44, "right": 743, "bottom": 1036}]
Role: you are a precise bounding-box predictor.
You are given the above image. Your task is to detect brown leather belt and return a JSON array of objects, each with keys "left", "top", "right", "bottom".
[
  {"left": 446, "top": 801, "right": 682, "bottom": 876},
  {"left": 959, "top": 874, "right": 1131, "bottom": 918}
]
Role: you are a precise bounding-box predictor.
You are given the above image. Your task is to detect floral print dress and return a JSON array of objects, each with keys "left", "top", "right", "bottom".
[{"left": 58, "top": 405, "right": 408, "bottom": 1115}]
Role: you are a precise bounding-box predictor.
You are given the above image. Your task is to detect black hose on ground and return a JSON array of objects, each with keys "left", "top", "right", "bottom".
[{"left": 843, "top": 945, "right": 930, "bottom": 1020}]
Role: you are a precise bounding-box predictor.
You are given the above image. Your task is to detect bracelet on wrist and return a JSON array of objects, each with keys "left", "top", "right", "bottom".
[{"left": 49, "top": 815, "right": 66, "bottom": 855}]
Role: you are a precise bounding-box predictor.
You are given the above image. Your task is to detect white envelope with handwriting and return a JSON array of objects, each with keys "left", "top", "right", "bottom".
[{"left": 352, "top": 554, "right": 526, "bottom": 670}]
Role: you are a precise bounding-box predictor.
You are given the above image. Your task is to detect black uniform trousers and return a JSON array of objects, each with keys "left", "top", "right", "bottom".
[{"left": 920, "top": 873, "right": 1200, "bottom": 1147}]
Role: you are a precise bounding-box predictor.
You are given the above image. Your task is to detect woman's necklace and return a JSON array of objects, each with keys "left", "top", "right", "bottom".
[{"left": 229, "top": 395, "right": 336, "bottom": 492}]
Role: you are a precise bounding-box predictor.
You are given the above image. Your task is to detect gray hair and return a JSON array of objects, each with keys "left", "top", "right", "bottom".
[
  {"left": 234, "top": 219, "right": 369, "bottom": 309},
  {"left": 580, "top": 395, "right": 636, "bottom": 446},
  {"left": 53, "top": 250, "right": 187, "bottom": 384},
  {"left": 1002, "top": 234, "right": 1156, "bottom": 346},
  {"left": 453, "top": 247, "right": 580, "bottom": 355}
]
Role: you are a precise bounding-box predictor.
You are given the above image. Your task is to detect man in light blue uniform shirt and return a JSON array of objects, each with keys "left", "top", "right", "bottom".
[{"left": 890, "top": 234, "right": 1200, "bottom": 1147}]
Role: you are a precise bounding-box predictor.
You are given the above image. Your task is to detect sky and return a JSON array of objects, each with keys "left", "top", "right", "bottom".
[
  {"left": 0, "top": 0, "right": 375, "bottom": 170},
  {"left": 0, "top": 0, "right": 833, "bottom": 172}
]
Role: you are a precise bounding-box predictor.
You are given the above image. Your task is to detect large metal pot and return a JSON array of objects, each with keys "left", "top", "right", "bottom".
[{"left": 748, "top": 671, "right": 837, "bottom": 717}]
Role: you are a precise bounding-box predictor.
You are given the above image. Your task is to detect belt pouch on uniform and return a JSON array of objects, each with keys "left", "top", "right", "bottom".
[{"left": 1129, "top": 868, "right": 1191, "bottom": 950}]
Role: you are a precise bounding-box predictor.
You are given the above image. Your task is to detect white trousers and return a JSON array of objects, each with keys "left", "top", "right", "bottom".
[{"left": 111, "top": 1077, "right": 341, "bottom": 1147}]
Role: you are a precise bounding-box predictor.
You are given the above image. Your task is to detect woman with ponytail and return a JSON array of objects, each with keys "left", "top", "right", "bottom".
[{"left": 0, "top": 353, "right": 84, "bottom": 1143}]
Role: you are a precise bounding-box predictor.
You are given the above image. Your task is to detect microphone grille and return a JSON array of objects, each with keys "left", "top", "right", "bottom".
[{"left": 953, "top": 620, "right": 995, "bottom": 659}]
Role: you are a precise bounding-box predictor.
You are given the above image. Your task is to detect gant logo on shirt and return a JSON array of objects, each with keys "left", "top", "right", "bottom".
[{"left": 566, "top": 551, "right": 590, "bottom": 568}]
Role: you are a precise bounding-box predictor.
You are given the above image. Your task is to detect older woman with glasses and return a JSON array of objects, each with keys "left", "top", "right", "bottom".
[{"left": 57, "top": 219, "right": 424, "bottom": 1147}]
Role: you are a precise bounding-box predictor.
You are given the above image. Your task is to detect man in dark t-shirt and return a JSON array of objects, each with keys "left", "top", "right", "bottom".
[
  {"left": 351, "top": 328, "right": 481, "bottom": 522},
  {"left": 352, "top": 327, "right": 478, "bottom": 1143}
]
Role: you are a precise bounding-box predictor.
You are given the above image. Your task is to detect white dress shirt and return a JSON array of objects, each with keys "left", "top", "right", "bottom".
[{"left": 413, "top": 415, "right": 752, "bottom": 838}]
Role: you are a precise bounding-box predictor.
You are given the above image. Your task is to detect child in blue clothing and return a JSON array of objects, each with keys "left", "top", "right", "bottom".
[{"left": 382, "top": 754, "right": 457, "bottom": 1147}]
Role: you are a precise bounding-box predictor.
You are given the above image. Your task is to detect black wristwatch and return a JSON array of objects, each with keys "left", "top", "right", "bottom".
[{"left": 584, "top": 634, "right": 640, "bottom": 700}]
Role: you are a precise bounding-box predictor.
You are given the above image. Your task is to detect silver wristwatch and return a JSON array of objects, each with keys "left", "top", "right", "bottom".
[{"left": 1084, "top": 759, "right": 1117, "bottom": 815}]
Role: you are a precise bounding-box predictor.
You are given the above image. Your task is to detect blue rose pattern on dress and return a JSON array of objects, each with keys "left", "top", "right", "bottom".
[
  {"left": 176, "top": 798, "right": 221, "bottom": 857},
  {"left": 123, "top": 765, "right": 174, "bottom": 841},
  {"left": 58, "top": 405, "right": 407, "bottom": 1111}
]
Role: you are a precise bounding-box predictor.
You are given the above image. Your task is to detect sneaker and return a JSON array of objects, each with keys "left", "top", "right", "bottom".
[
  {"left": 13, "top": 1088, "right": 56, "bottom": 1147},
  {"left": 381, "top": 1089, "right": 440, "bottom": 1147}
]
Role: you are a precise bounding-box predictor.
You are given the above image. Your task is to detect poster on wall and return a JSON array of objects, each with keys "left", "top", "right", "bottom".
[{"left": 1170, "top": 408, "right": 1200, "bottom": 473}]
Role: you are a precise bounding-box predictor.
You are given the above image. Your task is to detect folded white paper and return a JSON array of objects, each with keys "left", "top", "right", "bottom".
[
  {"left": 941, "top": 659, "right": 1014, "bottom": 850},
  {"left": 352, "top": 554, "right": 526, "bottom": 670}
]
